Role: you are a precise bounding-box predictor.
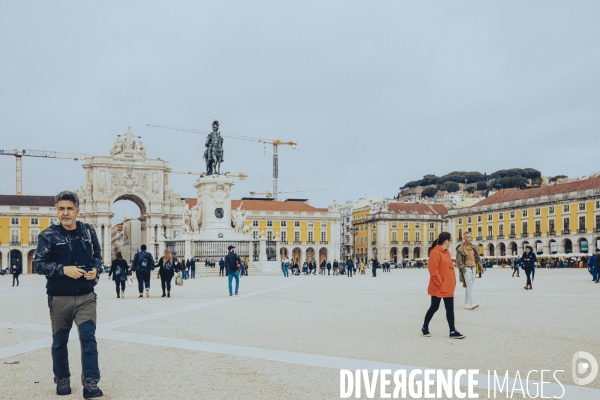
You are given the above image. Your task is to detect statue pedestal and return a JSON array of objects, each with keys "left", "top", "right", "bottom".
[{"left": 192, "top": 174, "right": 241, "bottom": 241}]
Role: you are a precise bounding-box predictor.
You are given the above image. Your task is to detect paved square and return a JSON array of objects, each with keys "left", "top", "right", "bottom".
[{"left": 1, "top": 268, "right": 599, "bottom": 399}]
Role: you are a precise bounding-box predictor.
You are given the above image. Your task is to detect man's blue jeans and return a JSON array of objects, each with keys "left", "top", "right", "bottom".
[
  {"left": 283, "top": 265, "right": 288, "bottom": 277},
  {"left": 228, "top": 270, "right": 240, "bottom": 294},
  {"left": 592, "top": 266, "right": 598, "bottom": 281}
]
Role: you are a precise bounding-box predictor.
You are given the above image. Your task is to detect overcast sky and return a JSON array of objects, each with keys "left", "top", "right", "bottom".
[{"left": 1, "top": 1, "right": 599, "bottom": 225}]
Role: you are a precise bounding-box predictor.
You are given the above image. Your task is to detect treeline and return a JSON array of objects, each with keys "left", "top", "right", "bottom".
[{"left": 401, "top": 168, "right": 543, "bottom": 196}]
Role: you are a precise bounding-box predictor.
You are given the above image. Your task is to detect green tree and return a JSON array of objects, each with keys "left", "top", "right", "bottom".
[{"left": 421, "top": 187, "right": 438, "bottom": 198}]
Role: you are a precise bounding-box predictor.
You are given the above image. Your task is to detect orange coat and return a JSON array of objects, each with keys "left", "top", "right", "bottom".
[{"left": 427, "top": 245, "right": 457, "bottom": 298}]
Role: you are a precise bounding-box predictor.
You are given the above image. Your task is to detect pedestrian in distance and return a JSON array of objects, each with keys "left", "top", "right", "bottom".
[
  {"left": 371, "top": 257, "right": 379, "bottom": 277},
  {"left": 190, "top": 258, "right": 196, "bottom": 279},
  {"left": 219, "top": 257, "right": 225, "bottom": 277},
  {"left": 360, "top": 261, "right": 365, "bottom": 275},
  {"left": 422, "top": 232, "right": 465, "bottom": 339},
  {"left": 108, "top": 252, "right": 130, "bottom": 298},
  {"left": 455, "top": 232, "right": 482, "bottom": 310},
  {"left": 327, "top": 261, "right": 332, "bottom": 275},
  {"left": 32, "top": 190, "right": 104, "bottom": 398},
  {"left": 131, "top": 244, "right": 156, "bottom": 298},
  {"left": 512, "top": 259, "right": 520, "bottom": 277},
  {"left": 157, "top": 250, "right": 175, "bottom": 298},
  {"left": 520, "top": 246, "right": 536, "bottom": 290},
  {"left": 320, "top": 260, "right": 326, "bottom": 276},
  {"left": 593, "top": 248, "right": 600, "bottom": 283},
  {"left": 239, "top": 257, "right": 246, "bottom": 278},
  {"left": 10, "top": 263, "right": 22, "bottom": 286},
  {"left": 224, "top": 245, "right": 241, "bottom": 296},
  {"left": 347, "top": 258, "right": 354, "bottom": 277},
  {"left": 333, "top": 259, "right": 339, "bottom": 275},
  {"left": 282, "top": 257, "right": 290, "bottom": 277}
]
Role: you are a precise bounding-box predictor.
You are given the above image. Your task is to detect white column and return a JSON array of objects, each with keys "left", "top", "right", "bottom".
[
  {"left": 184, "top": 239, "right": 192, "bottom": 261},
  {"left": 2, "top": 251, "right": 9, "bottom": 273},
  {"left": 103, "top": 226, "right": 111, "bottom": 266}
]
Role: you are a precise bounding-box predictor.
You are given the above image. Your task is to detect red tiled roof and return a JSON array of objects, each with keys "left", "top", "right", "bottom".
[
  {"left": 387, "top": 203, "right": 448, "bottom": 215},
  {"left": 475, "top": 176, "right": 600, "bottom": 206},
  {"left": 184, "top": 198, "right": 328, "bottom": 212},
  {"left": 0, "top": 195, "right": 55, "bottom": 207}
]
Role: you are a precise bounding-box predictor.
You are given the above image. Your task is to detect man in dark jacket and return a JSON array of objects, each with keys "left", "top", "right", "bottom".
[
  {"left": 33, "top": 191, "right": 103, "bottom": 398},
  {"left": 219, "top": 257, "right": 225, "bottom": 277},
  {"left": 594, "top": 248, "right": 600, "bottom": 283},
  {"left": 346, "top": 258, "right": 354, "bottom": 277},
  {"left": 224, "top": 245, "right": 241, "bottom": 296},
  {"left": 10, "top": 263, "right": 22, "bottom": 286},
  {"left": 131, "top": 245, "right": 156, "bottom": 298},
  {"left": 372, "top": 258, "right": 379, "bottom": 277}
]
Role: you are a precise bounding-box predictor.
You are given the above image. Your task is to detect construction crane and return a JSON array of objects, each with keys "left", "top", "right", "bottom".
[
  {"left": 248, "top": 188, "right": 326, "bottom": 199},
  {"left": 171, "top": 170, "right": 249, "bottom": 181},
  {"left": 147, "top": 123, "right": 297, "bottom": 201},
  {"left": 0, "top": 149, "right": 90, "bottom": 195}
]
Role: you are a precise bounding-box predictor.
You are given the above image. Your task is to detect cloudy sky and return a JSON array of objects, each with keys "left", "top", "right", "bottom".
[{"left": 1, "top": 1, "right": 599, "bottom": 224}]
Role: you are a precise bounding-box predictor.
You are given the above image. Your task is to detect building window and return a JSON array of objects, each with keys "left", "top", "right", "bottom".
[
  {"left": 11, "top": 218, "right": 19, "bottom": 225},
  {"left": 476, "top": 216, "right": 481, "bottom": 222},
  {"left": 308, "top": 231, "right": 314, "bottom": 243},
  {"left": 549, "top": 206, "right": 554, "bottom": 214},
  {"left": 467, "top": 217, "right": 472, "bottom": 223},
  {"left": 510, "top": 223, "right": 515, "bottom": 235},
  {"left": 320, "top": 231, "right": 327, "bottom": 243},
  {"left": 488, "top": 214, "right": 493, "bottom": 221},
  {"left": 372, "top": 223, "right": 376, "bottom": 229},
  {"left": 295, "top": 231, "right": 301, "bottom": 243},
  {"left": 253, "top": 231, "right": 259, "bottom": 239},
  {"left": 345, "top": 217, "right": 349, "bottom": 223},
  {"left": 11, "top": 229, "right": 19, "bottom": 244},
  {"left": 429, "top": 223, "right": 434, "bottom": 229},
  {"left": 372, "top": 233, "right": 377, "bottom": 243},
  {"left": 403, "top": 223, "right": 409, "bottom": 229},
  {"left": 579, "top": 203, "right": 586, "bottom": 211},
  {"left": 499, "top": 225, "right": 504, "bottom": 236},
  {"left": 458, "top": 229, "right": 463, "bottom": 240},
  {"left": 596, "top": 215, "right": 600, "bottom": 229},
  {"left": 267, "top": 231, "right": 273, "bottom": 240},
  {"left": 564, "top": 205, "right": 570, "bottom": 212},
  {"left": 563, "top": 218, "right": 570, "bottom": 232},
  {"left": 549, "top": 219, "right": 555, "bottom": 232},
  {"left": 31, "top": 218, "right": 39, "bottom": 225},
  {"left": 535, "top": 221, "right": 541, "bottom": 234},
  {"left": 404, "top": 231, "right": 409, "bottom": 242},
  {"left": 458, "top": 218, "right": 463, "bottom": 224},
  {"left": 392, "top": 222, "right": 397, "bottom": 228},
  {"left": 294, "top": 221, "right": 300, "bottom": 227},
  {"left": 487, "top": 226, "right": 492, "bottom": 237},
  {"left": 596, "top": 201, "right": 600, "bottom": 209},
  {"left": 252, "top": 220, "right": 259, "bottom": 227},
  {"left": 267, "top": 220, "right": 273, "bottom": 227},
  {"left": 579, "top": 217, "right": 585, "bottom": 231},
  {"left": 415, "top": 232, "right": 420, "bottom": 242},
  {"left": 281, "top": 231, "right": 287, "bottom": 243},
  {"left": 30, "top": 229, "right": 39, "bottom": 245},
  {"left": 522, "top": 222, "right": 528, "bottom": 234},
  {"left": 415, "top": 223, "right": 420, "bottom": 229},
  {"left": 50, "top": 218, "right": 58, "bottom": 225},
  {"left": 522, "top": 210, "right": 528, "bottom": 217},
  {"left": 510, "top": 211, "right": 515, "bottom": 219},
  {"left": 477, "top": 226, "right": 482, "bottom": 235},
  {"left": 429, "top": 232, "right": 434, "bottom": 242},
  {"left": 308, "top": 221, "right": 314, "bottom": 228},
  {"left": 535, "top": 208, "right": 540, "bottom": 216},
  {"left": 392, "top": 231, "right": 397, "bottom": 242},
  {"left": 281, "top": 221, "right": 287, "bottom": 227},
  {"left": 499, "top": 213, "right": 503, "bottom": 220}
]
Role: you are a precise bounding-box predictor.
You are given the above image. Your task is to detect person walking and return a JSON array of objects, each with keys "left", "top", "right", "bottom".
[
  {"left": 108, "top": 252, "right": 129, "bottom": 298},
  {"left": 371, "top": 258, "right": 379, "bottom": 277},
  {"left": 347, "top": 258, "right": 354, "bottom": 277},
  {"left": 219, "top": 257, "right": 225, "bottom": 277},
  {"left": 593, "top": 249, "right": 600, "bottom": 283},
  {"left": 333, "top": 259, "right": 339, "bottom": 276},
  {"left": 520, "top": 246, "right": 536, "bottom": 290},
  {"left": 32, "top": 191, "right": 104, "bottom": 397},
  {"left": 10, "top": 263, "right": 22, "bottom": 286},
  {"left": 190, "top": 258, "right": 196, "bottom": 279},
  {"left": 282, "top": 257, "right": 290, "bottom": 277},
  {"left": 131, "top": 245, "right": 156, "bottom": 298},
  {"left": 224, "top": 245, "right": 241, "bottom": 296},
  {"left": 327, "top": 261, "right": 332, "bottom": 275},
  {"left": 512, "top": 259, "right": 520, "bottom": 277},
  {"left": 320, "top": 260, "right": 326, "bottom": 276},
  {"left": 360, "top": 261, "right": 365, "bottom": 275},
  {"left": 422, "top": 232, "right": 465, "bottom": 339},
  {"left": 157, "top": 250, "right": 176, "bottom": 298},
  {"left": 455, "top": 232, "right": 483, "bottom": 310}
]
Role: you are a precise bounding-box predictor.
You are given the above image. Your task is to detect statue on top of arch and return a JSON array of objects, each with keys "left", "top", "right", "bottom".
[{"left": 110, "top": 127, "right": 147, "bottom": 158}]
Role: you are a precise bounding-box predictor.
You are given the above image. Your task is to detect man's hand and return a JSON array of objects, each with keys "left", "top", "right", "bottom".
[
  {"left": 63, "top": 266, "right": 85, "bottom": 279},
  {"left": 83, "top": 269, "right": 97, "bottom": 281}
]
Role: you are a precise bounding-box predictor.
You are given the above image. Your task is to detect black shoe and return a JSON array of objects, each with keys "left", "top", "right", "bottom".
[
  {"left": 161, "top": 294, "right": 166, "bottom": 297},
  {"left": 138, "top": 295, "right": 143, "bottom": 298},
  {"left": 55, "top": 377, "right": 71, "bottom": 396},
  {"left": 449, "top": 331, "right": 466, "bottom": 339},
  {"left": 421, "top": 327, "right": 431, "bottom": 337},
  {"left": 117, "top": 295, "right": 120, "bottom": 298},
  {"left": 82, "top": 379, "right": 103, "bottom": 398},
  {"left": 167, "top": 292, "right": 170, "bottom": 297}
]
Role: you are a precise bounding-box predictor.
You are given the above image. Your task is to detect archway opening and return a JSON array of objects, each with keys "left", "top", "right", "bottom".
[
  {"left": 509, "top": 242, "right": 518, "bottom": 256},
  {"left": 522, "top": 241, "right": 530, "bottom": 253},
  {"left": 563, "top": 239, "right": 573, "bottom": 254},
  {"left": 306, "top": 247, "right": 315, "bottom": 263},
  {"left": 402, "top": 247, "right": 409, "bottom": 260},
  {"left": 280, "top": 247, "right": 289, "bottom": 260},
  {"left": 292, "top": 247, "right": 302, "bottom": 264},
  {"left": 27, "top": 249, "right": 35, "bottom": 274},
  {"left": 498, "top": 243, "right": 506, "bottom": 257},
  {"left": 319, "top": 247, "right": 328, "bottom": 264},
  {"left": 549, "top": 239, "right": 557, "bottom": 254},
  {"left": 413, "top": 247, "right": 421, "bottom": 259},
  {"left": 487, "top": 243, "right": 495, "bottom": 257},
  {"left": 10, "top": 250, "right": 22, "bottom": 271},
  {"left": 534, "top": 240, "right": 543, "bottom": 255},
  {"left": 112, "top": 196, "right": 146, "bottom": 263},
  {"left": 578, "top": 238, "right": 589, "bottom": 253},
  {"left": 372, "top": 247, "right": 378, "bottom": 259},
  {"left": 0, "top": 251, "right": 3, "bottom": 271},
  {"left": 390, "top": 247, "right": 397, "bottom": 263}
]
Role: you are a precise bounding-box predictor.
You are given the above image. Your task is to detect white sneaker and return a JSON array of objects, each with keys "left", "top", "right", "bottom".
[
  {"left": 464, "top": 305, "right": 471, "bottom": 309},
  {"left": 470, "top": 304, "right": 479, "bottom": 310}
]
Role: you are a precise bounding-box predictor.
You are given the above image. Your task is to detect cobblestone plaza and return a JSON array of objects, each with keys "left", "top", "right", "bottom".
[{"left": 1, "top": 269, "right": 598, "bottom": 399}]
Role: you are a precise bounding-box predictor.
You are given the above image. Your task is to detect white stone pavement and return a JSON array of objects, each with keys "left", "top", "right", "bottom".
[{"left": 0, "top": 269, "right": 599, "bottom": 399}]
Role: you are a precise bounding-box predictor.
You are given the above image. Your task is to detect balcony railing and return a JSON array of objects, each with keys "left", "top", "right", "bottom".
[
  {"left": 29, "top": 241, "right": 38, "bottom": 246},
  {"left": 486, "top": 236, "right": 493, "bottom": 240},
  {"left": 10, "top": 241, "right": 20, "bottom": 246},
  {"left": 509, "top": 234, "right": 516, "bottom": 238},
  {"left": 498, "top": 234, "right": 504, "bottom": 239},
  {"left": 534, "top": 232, "right": 541, "bottom": 237},
  {"left": 293, "top": 241, "right": 302, "bottom": 245},
  {"left": 414, "top": 240, "right": 422, "bottom": 244},
  {"left": 548, "top": 230, "right": 556, "bottom": 236},
  {"left": 320, "top": 241, "right": 328, "bottom": 245},
  {"left": 562, "top": 230, "right": 571, "bottom": 235},
  {"left": 372, "top": 241, "right": 377, "bottom": 245},
  {"left": 403, "top": 240, "right": 410, "bottom": 244},
  {"left": 522, "top": 232, "right": 529, "bottom": 238},
  {"left": 578, "top": 229, "right": 587, "bottom": 234},
  {"left": 595, "top": 227, "right": 600, "bottom": 233},
  {"left": 307, "top": 241, "right": 315, "bottom": 245},
  {"left": 476, "top": 236, "right": 483, "bottom": 241},
  {"left": 391, "top": 241, "right": 398, "bottom": 244}
]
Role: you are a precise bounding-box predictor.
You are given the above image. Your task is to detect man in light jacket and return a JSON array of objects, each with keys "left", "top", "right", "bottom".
[{"left": 455, "top": 232, "right": 483, "bottom": 310}]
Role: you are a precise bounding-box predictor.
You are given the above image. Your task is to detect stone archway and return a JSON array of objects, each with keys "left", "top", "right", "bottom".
[
  {"left": 306, "top": 247, "right": 315, "bottom": 263},
  {"left": 10, "top": 250, "right": 22, "bottom": 271},
  {"left": 549, "top": 239, "right": 558, "bottom": 254},
  {"left": 402, "top": 247, "right": 409, "bottom": 260},
  {"left": 578, "top": 238, "right": 589, "bottom": 254},
  {"left": 27, "top": 250, "right": 35, "bottom": 274},
  {"left": 413, "top": 247, "right": 421, "bottom": 259},
  {"left": 280, "top": 247, "right": 289, "bottom": 260},
  {"left": 562, "top": 238, "right": 573, "bottom": 254},
  {"left": 390, "top": 247, "right": 398, "bottom": 263},
  {"left": 498, "top": 242, "right": 506, "bottom": 257},
  {"left": 319, "top": 247, "right": 328, "bottom": 264},
  {"left": 508, "top": 242, "right": 518, "bottom": 256},
  {"left": 534, "top": 240, "right": 543, "bottom": 255},
  {"left": 292, "top": 247, "right": 302, "bottom": 264},
  {"left": 77, "top": 127, "right": 185, "bottom": 263},
  {"left": 487, "top": 243, "right": 495, "bottom": 257}
]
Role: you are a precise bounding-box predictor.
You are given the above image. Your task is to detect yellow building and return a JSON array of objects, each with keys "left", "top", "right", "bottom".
[
  {"left": 353, "top": 200, "right": 447, "bottom": 263},
  {"left": 0, "top": 195, "right": 57, "bottom": 273},
  {"left": 447, "top": 175, "right": 600, "bottom": 257}
]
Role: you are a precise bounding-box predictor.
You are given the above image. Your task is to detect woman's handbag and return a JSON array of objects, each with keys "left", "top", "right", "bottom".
[
  {"left": 175, "top": 274, "right": 183, "bottom": 286},
  {"left": 127, "top": 277, "right": 133, "bottom": 287}
]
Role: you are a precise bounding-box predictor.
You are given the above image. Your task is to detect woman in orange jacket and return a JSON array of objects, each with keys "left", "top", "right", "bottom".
[{"left": 422, "top": 232, "right": 466, "bottom": 339}]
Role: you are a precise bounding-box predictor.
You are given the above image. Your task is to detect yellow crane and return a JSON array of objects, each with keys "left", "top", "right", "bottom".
[
  {"left": 147, "top": 123, "right": 297, "bottom": 201},
  {"left": 0, "top": 149, "right": 90, "bottom": 195}
]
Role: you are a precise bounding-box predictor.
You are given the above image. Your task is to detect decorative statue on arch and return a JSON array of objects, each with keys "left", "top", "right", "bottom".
[{"left": 204, "top": 120, "right": 224, "bottom": 175}]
